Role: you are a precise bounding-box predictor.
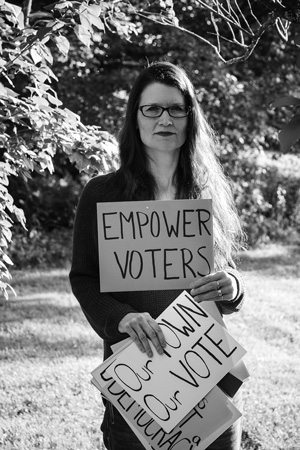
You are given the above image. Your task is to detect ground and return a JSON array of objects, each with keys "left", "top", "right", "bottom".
[{"left": 0, "top": 243, "right": 299, "bottom": 450}]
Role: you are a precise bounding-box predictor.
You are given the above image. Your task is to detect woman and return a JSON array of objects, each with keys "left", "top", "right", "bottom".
[{"left": 70, "top": 61, "right": 246, "bottom": 450}]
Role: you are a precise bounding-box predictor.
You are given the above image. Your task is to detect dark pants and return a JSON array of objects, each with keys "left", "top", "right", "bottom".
[
  {"left": 101, "top": 389, "right": 243, "bottom": 450},
  {"left": 101, "top": 402, "right": 145, "bottom": 450}
]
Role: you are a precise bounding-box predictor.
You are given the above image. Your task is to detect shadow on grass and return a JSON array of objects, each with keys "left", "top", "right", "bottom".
[
  {"left": 1, "top": 292, "right": 102, "bottom": 361},
  {"left": 242, "top": 430, "right": 263, "bottom": 450},
  {"left": 238, "top": 244, "right": 300, "bottom": 277},
  {"left": 1, "top": 293, "right": 80, "bottom": 321},
  {"left": 10, "top": 268, "right": 71, "bottom": 296},
  {"left": 0, "top": 331, "right": 102, "bottom": 361}
]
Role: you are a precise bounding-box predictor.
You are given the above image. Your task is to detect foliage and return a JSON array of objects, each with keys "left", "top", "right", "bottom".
[
  {"left": 9, "top": 172, "right": 84, "bottom": 230},
  {"left": 0, "top": 0, "right": 184, "bottom": 298},
  {"left": 271, "top": 95, "right": 300, "bottom": 152},
  {"left": 0, "top": 0, "right": 128, "bottom": 297},
  {"left": 1, "top": 0, "right": 300, "bottom": 298},
  {"left": 8, "top": 226, "right": 73, "bottom": 270},
  {"left": 231, "top": 150, "right": 300, "bottom": 246}
]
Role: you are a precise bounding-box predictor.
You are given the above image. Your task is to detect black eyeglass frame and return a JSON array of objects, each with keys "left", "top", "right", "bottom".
[{"left": 138, "top": 105, "right": 192, "bottom": 118}]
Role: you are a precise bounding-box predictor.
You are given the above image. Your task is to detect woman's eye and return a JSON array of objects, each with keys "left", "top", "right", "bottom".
[
  {"left": 171, "top": 106, "right": 185, "bottom": 113},
  {"left": 146, "top": 106, "right": 161, "bottom": 113}
]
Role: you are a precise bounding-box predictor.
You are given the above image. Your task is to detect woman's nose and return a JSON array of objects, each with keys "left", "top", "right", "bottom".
[{"left": 158, "top": 111, "right": 173, "bottom": 126}]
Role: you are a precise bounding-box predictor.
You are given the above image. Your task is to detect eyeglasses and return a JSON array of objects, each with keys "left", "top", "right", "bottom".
[{"left": 139, "top": 105, "right": 191, "bottom": 118}]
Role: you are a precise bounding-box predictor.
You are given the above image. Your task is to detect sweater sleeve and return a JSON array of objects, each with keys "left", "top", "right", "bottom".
[
  {"left": 217, "top": 266, "right": 245, "bottom": 315},
  {"left": 69, "top": 177, "right": 136, "bottom": 342}
]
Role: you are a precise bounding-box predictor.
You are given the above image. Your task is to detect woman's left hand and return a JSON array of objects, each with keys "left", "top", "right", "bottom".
[{"left": 190, "top": 270, "right": 237, "bottom": 303}]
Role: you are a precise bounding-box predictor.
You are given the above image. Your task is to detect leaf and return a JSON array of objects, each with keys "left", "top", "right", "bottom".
[
  {"left": 86, "top": 5, "right": 104, "bottom": 30},
  {"left": 87, "top": 5, "right": 101, "bottom": 17},
  {"left": 13, "top": 206, "right": 27, "bottom": 229},
  {"left": 0, "top": 237, "right": 8, "bottom": 248},
  {"left": 54, "top": 1, "right": 73, "bottom": 10},
  {"left": 0, "top": 218, "right": 13, "bottom": 228},
  {"left": 38, "top": 43, "right": 53, "bottom": 65},
  {"left": 69, "top": 152, "right": 90, "bottom": 172},
  {"left": 7, "top": 283, "right": 17, "bottom": 297},
  {"left": 23, "top": 157, "right": 35, "bottom": 171},
  {"left": 89, "top": 14, "right": 105, "bottom": 31},
  {"left": 14, "top": 7, "right": 24, "bottom": 29},
  {"left": 54, "top": 35, "right": 70, "bottom": 56},
  {"left": 30, "top": 47, "right": 43, "bottom": 64},
  {"left": 279, "top": 114, "right": 300, "bottom": 152},
  {"left": 1, "top": 226, "right": 12, "bottom": 242},
  {"left": 34, "top": 65, "right": 58, "bottom": 83},
  {"left": 0, "top": 84, "right": 18, "bottom": 98},
  {"left": 64, "top": 108, "right": 80, "bottom": 124},
  {"left": 74, "top": 24, "right": 91, "bottom": 47},
  {"left": 36, "top": 25, "right": 53, "bottom": 41},
  {"left": 3, "top": 2, "right": 23, "bottom": 27},
  {"left": 3, "top": 253, "right": 13, "bottom": 266},
  {"left": 46, "top": 93, "right": 63, "bottom": 106},
  {"left": 7, "top": 3, "right": 22, "bottom": 18},
  {"left": 79, "top": 14, "right": 92, "bottom": 33},
  {"left": 31, "top": 96, "right": 49, "bottom": 107},
  {"left": 270, "top": 96, "right": 300, "bottom": 108},
  {"left": 51, "top": 21, "right": 65, "bottom": 32}
]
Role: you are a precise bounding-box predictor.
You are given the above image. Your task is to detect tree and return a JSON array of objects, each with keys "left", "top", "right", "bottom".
[
  {"left": 1, "top": 0, "right": 300, "bottom": 298},
  {"left": 0, "top": 0, "right": 183, "bottom": 297},
  {"left": 0, "top": 0, "right": 137, "bottom": 297}
]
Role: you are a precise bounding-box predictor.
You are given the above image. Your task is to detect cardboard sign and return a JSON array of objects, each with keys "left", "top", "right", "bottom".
[
  {"left": 109, "top": 302, "right": 250, "bottom": 399},
  {"left": 91, "top": 372, "right": 241, "bottom": 450},
  {"left": 97, "top": 199, "right": 213, "bottom": 292},
  {"left": 106, "top": 291, "right": 246, "bottom": 433},
  {"left": 91, "top": 337, "right": 242, "bottom": 450}
]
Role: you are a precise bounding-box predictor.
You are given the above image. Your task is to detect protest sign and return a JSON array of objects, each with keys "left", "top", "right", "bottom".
[
  {"left": 200, "top": 301, "right": 250, "bottom": 398},
  {"left": 91, "top": 371, "right": 241, "bottom": 450},
  {"left": 109, "top": 303, "right": 249, "bottom": 399},
  {"left": 97, "top": 199, "right": 213, "bottom": 292},
  {"left": 106, "top": 291, "right": 246, "bottom": 433}
]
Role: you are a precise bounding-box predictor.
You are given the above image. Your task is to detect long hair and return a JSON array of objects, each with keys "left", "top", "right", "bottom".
[{"left": 116, "top": 61, "right": 245, "bottom": 268}]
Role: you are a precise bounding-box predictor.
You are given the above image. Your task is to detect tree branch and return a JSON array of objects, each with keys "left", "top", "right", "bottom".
[
  {"left": 22, "top": 0, "right": 33, "bottom": 26},
  {"left": 133, "top": 4, "right": 277, "bottom": 65}
]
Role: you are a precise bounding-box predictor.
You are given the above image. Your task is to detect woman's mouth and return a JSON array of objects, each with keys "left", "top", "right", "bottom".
[{"left": 155, "top": 132, "right": 175, "bottom": 136}]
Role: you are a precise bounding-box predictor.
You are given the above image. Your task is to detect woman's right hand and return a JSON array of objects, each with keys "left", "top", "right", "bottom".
[{"left": 118, "top": 312, "right": 166, "bottom": 358}]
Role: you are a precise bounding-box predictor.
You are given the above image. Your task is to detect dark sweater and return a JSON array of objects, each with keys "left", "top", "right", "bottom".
[{"left": 69, "top": 172, "right": 245, "bottom": 360}]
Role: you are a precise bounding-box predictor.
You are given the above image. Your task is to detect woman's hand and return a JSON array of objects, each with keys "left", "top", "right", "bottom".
[
  {"left": 190, "top": 270, "right": 238, "bottom": 303},
  {"left": 118, "top": 312, "right": 166, "bottom": 358}
]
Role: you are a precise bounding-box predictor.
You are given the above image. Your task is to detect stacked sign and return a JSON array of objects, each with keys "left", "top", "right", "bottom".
[
  {"left": 91, "top": 291, "right": 248, "bottom": 450},
  {"left": 92, "top": 199, "right": 249, "bottom": 450}
]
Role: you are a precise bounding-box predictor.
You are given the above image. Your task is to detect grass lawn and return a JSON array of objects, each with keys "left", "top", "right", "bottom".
[{"left": 0, "top": 243, "right": 299, "bottom": 450}]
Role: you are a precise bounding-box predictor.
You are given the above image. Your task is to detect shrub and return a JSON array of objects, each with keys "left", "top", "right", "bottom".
[
  {"left": 8, "top": 226, "right": 73, "bottom": 270},
  {"left": 230, "top": 149, "right": 300, "bottom": 246}
]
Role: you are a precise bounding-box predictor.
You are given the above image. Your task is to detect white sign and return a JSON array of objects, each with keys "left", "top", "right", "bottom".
[
  {"left": 97, "top": 199, "right": 213, "bottom": 292},
  {"left": 107, "top": 291, "right": 246, "bottom": 432}
]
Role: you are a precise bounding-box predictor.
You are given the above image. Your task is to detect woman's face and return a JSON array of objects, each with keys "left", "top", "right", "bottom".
[{"left": 137, "top": 82, "right": 188, "bottom": 159}]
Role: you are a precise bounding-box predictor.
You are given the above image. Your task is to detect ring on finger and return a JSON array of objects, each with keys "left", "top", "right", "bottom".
[
  {"left": 217, "top": 289, "right": 222, "bottom": 297},
  {"left": 216, "top": 280, "right": 220, "bottom": 289}
]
